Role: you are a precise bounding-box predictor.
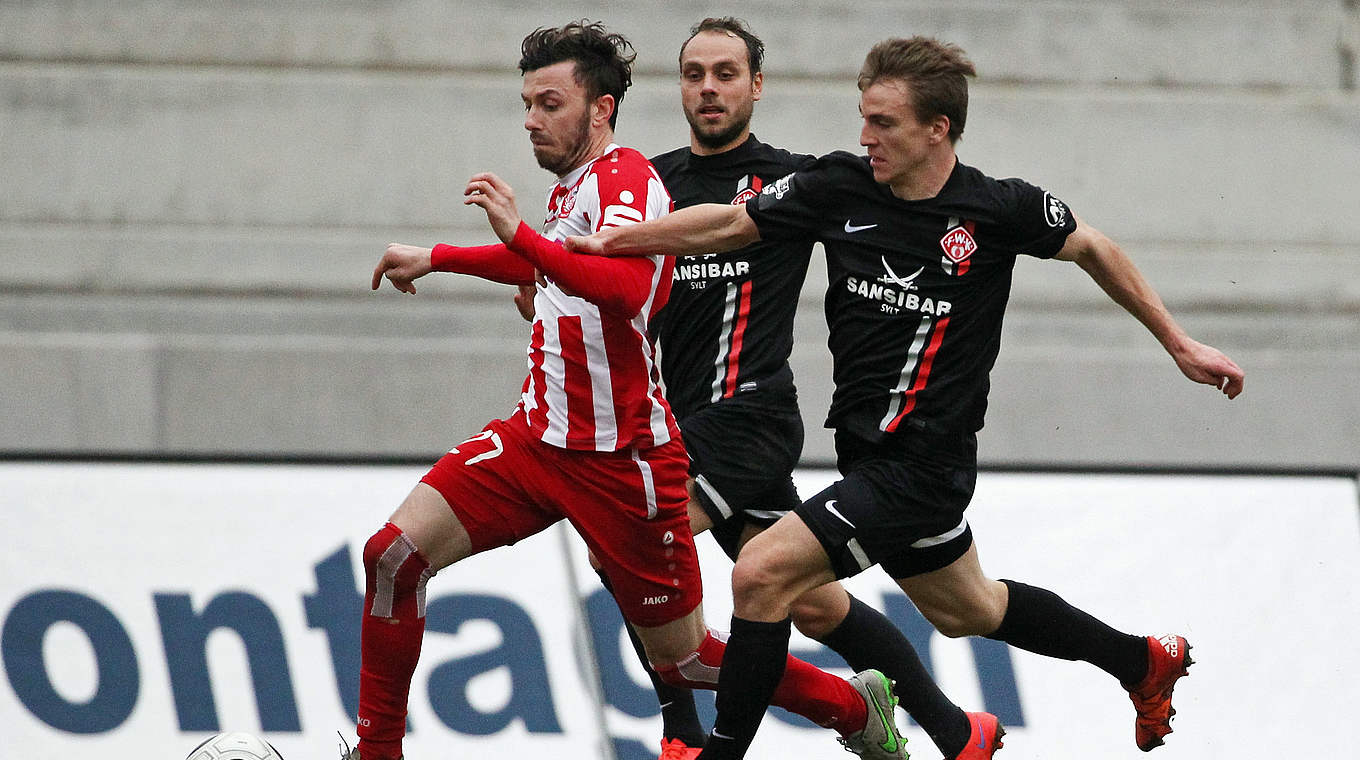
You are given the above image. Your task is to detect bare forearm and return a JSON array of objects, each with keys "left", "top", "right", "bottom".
[
  {"left": 1077, "top": 242, "right": 1188, "bottom": 351},
  {"left": 588, "top": 203, "right": 759, "bottom": 257},
  {"left": 1059, "top": 217, "right": 1244, "bottom": 397}
]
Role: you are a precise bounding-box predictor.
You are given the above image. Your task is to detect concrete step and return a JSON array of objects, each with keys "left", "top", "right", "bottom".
[
  {"left": 2, "top": 292, "right": 1354, "bottom": 468},
  {"left": 1, "top": 1, "right": 1350, "bottom": 88},
  {"left": 4, "top": 65, "right": 1357, "bottom": 244}
]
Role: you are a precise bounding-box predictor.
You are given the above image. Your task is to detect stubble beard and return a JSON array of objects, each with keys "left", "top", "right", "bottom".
[
  {"left": 687, "top": 103, "right": 753, "bottom": 152},
  {"left": 534, "top": 110, "right": 594, "bottom": 176}
]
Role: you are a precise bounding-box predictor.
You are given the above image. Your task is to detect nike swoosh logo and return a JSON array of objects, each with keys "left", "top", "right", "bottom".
[
  {"left": 711, "top": 730, "right": 736, "bottom": 741},
  {"left": 844, "top": 220, "right": 878, "bottom": 233},
  {"left": 975, "top": 715, "right": 986, "bottom": 749},
  {"left": 868, "top": 689, "right": 899, "bottom": 753},
  {"left": 825, "top": 500, "right": 856, "bottom": 529}
]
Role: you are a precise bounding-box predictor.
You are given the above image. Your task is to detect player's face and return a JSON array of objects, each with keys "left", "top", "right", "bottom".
[
  {"left": 858, "top": 79, "right": 945, "bottom": 188},
  {"left": 522, "top": 61, "right": 596, "bottom": 176},
  {"left": 680, "top": 31, "right": 762, "bottom": 153}
]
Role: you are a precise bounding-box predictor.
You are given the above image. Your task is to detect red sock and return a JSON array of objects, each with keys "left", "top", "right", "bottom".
[
  {"left": 772, "top": 650, "right": 867, "bottom": 734},
  {"left": 655, "top": 629, "right": 867, "bottom": 736},
  {"left": 356, "top": 523, "right": 433, "bottom": 760}
]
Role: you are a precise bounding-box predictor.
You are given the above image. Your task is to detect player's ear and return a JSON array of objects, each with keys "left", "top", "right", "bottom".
[
  {"left": 930, "top": 114, "right": 951, "bottom": 144},
  {"left": 751, "top": 71, "right": 763, "bottom": 101},
  {"left": 592, "top": 93, "right": 616, "bottom": 128}
]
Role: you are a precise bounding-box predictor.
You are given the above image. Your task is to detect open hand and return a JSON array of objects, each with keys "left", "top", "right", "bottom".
[{"left": 465, "top": 172, "right": 522, "bottom": 244}]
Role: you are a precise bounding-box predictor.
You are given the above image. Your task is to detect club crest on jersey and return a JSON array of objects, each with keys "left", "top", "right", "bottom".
[
  {"left": 939, "top": 225, "right": 977, "bottom": 263},
  {"left": 1043, "top": 191, "right": 1068, "bottom": 228},
  {"left": 731, "top": 174, "right": 763, "bottom": 205},
  {"left": 557, "top": 186, "right": 578, "bottom": 219}
]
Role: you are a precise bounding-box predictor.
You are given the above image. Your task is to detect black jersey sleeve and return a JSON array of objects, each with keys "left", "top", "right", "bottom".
[
  {"left": 743, "top": 153, "right": 848, "bottom": 242},
  {"left": 996, "top": 177, "right": 1077, "bottom": 259}
]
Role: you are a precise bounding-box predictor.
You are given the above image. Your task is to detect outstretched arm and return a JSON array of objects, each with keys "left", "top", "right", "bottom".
[
  {"left": 1056, "top": 216, "right": 1244, "bottom": 398},
  {"left": 371, "top": 242, "right": 536, "bottom": 293},
  {"left": 565, "top": 202, "right": 760, "bottom": 257}
]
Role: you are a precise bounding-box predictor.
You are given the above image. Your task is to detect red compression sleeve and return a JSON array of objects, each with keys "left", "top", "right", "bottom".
[
  {"left": 429, "top": 242, "right": 536, "bottom": 285},
  {"left": 507, "top": 222, "right": 657, "bottom": 315}
]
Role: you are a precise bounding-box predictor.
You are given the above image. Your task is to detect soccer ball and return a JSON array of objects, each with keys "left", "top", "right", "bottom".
[{"left": 185, "top": 732, "right": 285, "bottom": 760}]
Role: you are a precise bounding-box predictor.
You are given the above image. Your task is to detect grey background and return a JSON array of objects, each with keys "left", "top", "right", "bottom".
[{"left": 2, "top": 1, "right": 1357, "bottom": 469}]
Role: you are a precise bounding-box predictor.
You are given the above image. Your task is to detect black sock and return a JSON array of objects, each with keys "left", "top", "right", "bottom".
[
  {"left": 596, "top": 570, "right": 706, "bottom": 746},
  {"left": 698, "top": 616, "right": 791, "bottom": 760},
  {"left": 986, "top": 579, "right": 1148, "bottom": 685},
  {"left": 817, "top": 595, "right": 971, "bottom": 758}
]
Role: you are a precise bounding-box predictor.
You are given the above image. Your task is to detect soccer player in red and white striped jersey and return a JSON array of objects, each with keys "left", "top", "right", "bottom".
[{"left": 352, "top": 21, "right": 906, "bottom": 760}]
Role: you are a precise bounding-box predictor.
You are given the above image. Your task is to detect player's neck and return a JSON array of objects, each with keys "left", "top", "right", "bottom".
[
  {"left": 689, "top": 129, "right": 750, "bottom": 157},
  {"left": 558, "top": 129, "right": 617, "bottom": 179},
  {"left": 888, "top": 148, "right": 956, "bottom": 201}
]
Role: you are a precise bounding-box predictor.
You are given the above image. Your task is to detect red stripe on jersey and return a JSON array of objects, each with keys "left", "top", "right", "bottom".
[
  {"left": 525, "top": 321, "right": 550, "bottom": 433},
  {"left": 956, "top": 220, "right": 975, "bottom": 276},
  {"left": 602, "top": 317, "right": 654, "bottom": 449},
  {"left": 723, "top": 280, "right": 754, "bottom": 398},
  {"left": 556, "top": 315, "right": 598, "bottom": 449},
  {"left": 885, "top": 316, "right": 951, "bottom": 432}
]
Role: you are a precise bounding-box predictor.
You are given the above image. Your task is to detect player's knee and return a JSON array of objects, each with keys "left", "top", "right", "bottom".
[
  {"left": 363, "top": 523, "right": 433, "bottom": 619},
  {"left": 789, "top": 597, "right": 842, "bottom": 640},
  {"left": 916, "top": 599, "right": 996, "bottom": 638},
  {"left": 730, "top": 551, "right": 796, "bottom": 612}
]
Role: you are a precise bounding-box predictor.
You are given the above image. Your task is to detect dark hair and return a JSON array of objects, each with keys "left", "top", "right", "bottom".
[
  {"left": 680, "top": 17, "right": 764, "bottom": 75},
  {"left": 519, "top": 20, "right": 636, "bottom": 129},
  {"left": 858, "top": 36, "right": 976, "bottom": 143}
]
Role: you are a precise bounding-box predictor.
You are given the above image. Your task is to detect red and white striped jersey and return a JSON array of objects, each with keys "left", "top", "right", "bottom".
[{"left": 518, "top": 144, "right": 680, "bottom": 452}]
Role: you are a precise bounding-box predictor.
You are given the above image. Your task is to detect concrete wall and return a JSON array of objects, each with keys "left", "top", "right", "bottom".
[{"left": 2, "top": 1, "right": 1357, "bottom": 469}]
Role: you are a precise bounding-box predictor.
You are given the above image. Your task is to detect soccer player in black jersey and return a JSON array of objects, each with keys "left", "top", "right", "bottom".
[
  {"left": 569, "top": 36, "right": 1245, "bottom": 760},
  {"left": 602, "top": 18, "right": 997, "bottom": 760}
]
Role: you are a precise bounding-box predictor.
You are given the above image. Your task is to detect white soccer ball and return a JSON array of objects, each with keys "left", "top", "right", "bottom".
[{"left": 185, "top": 732, "right": 285, "bottom": 760}]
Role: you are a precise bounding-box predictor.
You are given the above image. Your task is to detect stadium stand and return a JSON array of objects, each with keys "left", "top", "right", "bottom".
[{"left": 1, "top": 1, "right": 1356, "bottom": 468}]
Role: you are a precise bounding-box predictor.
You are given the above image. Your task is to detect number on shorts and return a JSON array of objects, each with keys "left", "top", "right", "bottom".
[{"left": 449, "top": 430, "right": 504, "bottom": 465}]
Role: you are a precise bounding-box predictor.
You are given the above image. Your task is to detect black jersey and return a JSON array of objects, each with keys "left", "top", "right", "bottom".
[
  {"left": 745, "top": 151, "right": 1077, "bottom": 439},
  {"left": 649, "top": 135, "right": 816, "bottom": 421}
]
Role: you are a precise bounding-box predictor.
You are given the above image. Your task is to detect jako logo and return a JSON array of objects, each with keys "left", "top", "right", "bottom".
[{"left": 641, "top": 595, "right": 670, "bottom": 606}]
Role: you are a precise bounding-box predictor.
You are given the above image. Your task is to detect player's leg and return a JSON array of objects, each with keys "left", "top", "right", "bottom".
[
  {"left": 797, "top": 430, "right": 1003, "bottom": 760},
  {"left": 354, "top": 417, "right": 557, "bottom": 760},
  {"left": 353, "top": 483, "right": 467, "bottom": 760},
  {"left": 786, "top": 574, "right": 980, "bottom": 759},
  {"left": 899, "top": 541, "right": 1188, "bottom": 751},
  {"left": 633, "top": 602, "right": 900, "bottom": 760},
  {"left": 569, "top": 441, "right": 903, "bottom": 760},
  {"left": 641, "top": 512, "right": 900, "bottom": 760},
  {"left": 591, "top": 486, "right": 716, "bottom": 757}
]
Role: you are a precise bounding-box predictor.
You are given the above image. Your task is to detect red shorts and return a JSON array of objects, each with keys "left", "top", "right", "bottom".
[{"left": 421, "top": 412, "right": 701, "bottom": 627}]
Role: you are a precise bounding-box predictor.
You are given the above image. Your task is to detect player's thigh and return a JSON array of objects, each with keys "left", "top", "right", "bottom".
[
  {"left": 797, "top": 448, "right": 976, "bottom": 582},
  {"left": 417, "top": 417, "right": 561, "bottom": 567},
  {"left": 896, "top": 542, "right": 1007, "bottom": 637},
  {"left": 388, "top": 482, "right": 474, "bottom": 571},
  {"left": 730, "top": 513, "right": 838, "bottom": 618},
  {"left": 734, "top": 519, "right": 850, "bottom": 637},
  {"left": 682, "top": 477, "right": 716, "bottom": 536}
]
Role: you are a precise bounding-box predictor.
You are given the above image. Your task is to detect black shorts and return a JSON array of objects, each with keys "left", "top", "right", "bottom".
[
  {"left": 796, "top": 427, "right": 978, "bottom": 580},
  {"left": 680, "top": 397, "right": 804, "bottom": 561}
]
